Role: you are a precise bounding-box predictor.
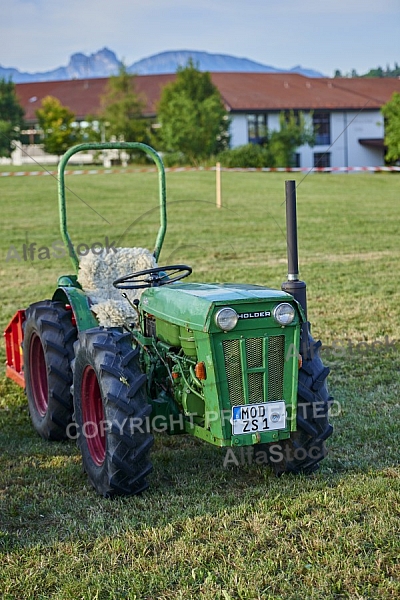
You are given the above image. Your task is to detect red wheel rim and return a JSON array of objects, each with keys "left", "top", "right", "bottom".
[
  {"left": 81, "top": 366, "right": 106, "bottom": 466},
  {"left": 29, "top": 333, "right": 48, "bottom": 417}
]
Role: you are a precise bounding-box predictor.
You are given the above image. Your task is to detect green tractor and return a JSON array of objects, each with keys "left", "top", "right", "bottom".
[{"left": 5, "top": 142, "right": 333, "bottom": 496}]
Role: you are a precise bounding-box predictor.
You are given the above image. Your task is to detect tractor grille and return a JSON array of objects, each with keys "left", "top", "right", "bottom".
[
  {"left": 222, "top": 335, "right": 285, "bottom": 406},
  {"left": 267, "top": 336, "right": 285, "bottom": 401}
]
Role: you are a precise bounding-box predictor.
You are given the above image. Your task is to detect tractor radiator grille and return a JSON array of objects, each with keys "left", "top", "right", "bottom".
[
  {"left": 267, "top": 335, "right": 285, "bottom": 401},
  {"left": 222, "top": 335, "right": 285, "bottom": 406}
]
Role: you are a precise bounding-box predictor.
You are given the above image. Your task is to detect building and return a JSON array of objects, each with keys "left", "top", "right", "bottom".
[{"left": 15, "top": 73, "right": 400, "bottom": 168}]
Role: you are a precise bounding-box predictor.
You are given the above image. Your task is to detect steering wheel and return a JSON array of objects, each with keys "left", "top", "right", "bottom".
[{"left": 113, "top": 264, "right": 192, "bottom": 290}]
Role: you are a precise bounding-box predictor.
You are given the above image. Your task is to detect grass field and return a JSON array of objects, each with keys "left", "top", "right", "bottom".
[{"left": 1, "top": 168, "right": 399, "bottom": 599}]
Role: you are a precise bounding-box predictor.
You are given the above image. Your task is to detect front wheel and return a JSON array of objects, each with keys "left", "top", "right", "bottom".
[
  {"left": 72, "top": 327, "right": 153, "bottom": 496},
  {"left": 256, "top": 336, "right": 333, "bottom": 474}
]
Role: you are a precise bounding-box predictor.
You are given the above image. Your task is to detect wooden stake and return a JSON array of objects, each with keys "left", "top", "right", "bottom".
[{"left": 216, "top": 162, "right": 221, "bottom": 208}]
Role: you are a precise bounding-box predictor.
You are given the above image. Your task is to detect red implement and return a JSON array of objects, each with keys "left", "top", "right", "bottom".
[{"left": 4, "top": 310, "right": 26, "bottom": 388}]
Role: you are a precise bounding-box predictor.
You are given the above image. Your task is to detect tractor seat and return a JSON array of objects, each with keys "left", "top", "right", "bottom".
[{"left": 77, "top": 247, "right": 157, "bottom": 327}]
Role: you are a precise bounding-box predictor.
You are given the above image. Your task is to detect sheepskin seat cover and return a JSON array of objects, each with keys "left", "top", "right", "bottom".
[{"left": 78, "top": 247, "right": 157, "bottom": 327}]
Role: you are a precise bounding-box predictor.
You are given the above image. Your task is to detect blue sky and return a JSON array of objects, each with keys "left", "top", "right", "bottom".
[{"left": 2, "top": 0, "right": 399, "bottom": 76}]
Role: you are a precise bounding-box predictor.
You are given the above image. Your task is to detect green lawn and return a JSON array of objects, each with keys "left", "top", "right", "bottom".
[{"left": 0, "top": 169, "right": 399, "bottom": 599}]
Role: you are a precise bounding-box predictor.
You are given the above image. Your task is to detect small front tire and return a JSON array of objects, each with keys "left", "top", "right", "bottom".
[{"left": 256, "top": 336, "right": 333, "bottom": 475}]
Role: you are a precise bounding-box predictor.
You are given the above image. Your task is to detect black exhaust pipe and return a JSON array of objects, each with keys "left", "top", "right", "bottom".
[{"left": 281, "top": 180, "right": 309, "bottom": 354}]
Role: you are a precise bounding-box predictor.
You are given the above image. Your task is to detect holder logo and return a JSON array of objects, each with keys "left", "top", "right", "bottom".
[{"left": 237, "top": 310, "right": 271, "bottom": 320}]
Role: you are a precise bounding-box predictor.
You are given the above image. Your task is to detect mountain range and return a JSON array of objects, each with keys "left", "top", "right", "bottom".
[{"left": 0, "top": 48, "right": 325, "bottom": 83}]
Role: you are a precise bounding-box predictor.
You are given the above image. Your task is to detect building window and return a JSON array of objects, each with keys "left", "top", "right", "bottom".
[
  {"left": 292, "top": 153, "right": 301, "bottom": 168},
  {"left": 314, "top": 152, "right": 331, "bottom": 169},
  {"left": 313, "top": 112, "right": 331, "bottom": 145},
  {"left": 283, "top": 109, "right": 301, "bottom": 125},
  {"left": 20, "top": 129, "right": 42, "bottom": 145},
  {"left": 247, "top": 114, "right": 267, "bottom": 145}
]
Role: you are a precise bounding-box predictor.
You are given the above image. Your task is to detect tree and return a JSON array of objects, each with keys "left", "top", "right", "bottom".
[
  {"left": 217, "top": 111, "right": 314, "bottom": 168},
  {"left": 267, "top": 111, "right": 315, "bottom": 167},
  {"left": 381, "top": 92, "right": 400, "bottom": 163},
  {"left": 36, "top": 96, "right": 80, "bottom": 156},
  {"left": 0, "top": 78, "right": 25, "bottom": 157},
  {"left": 362, "top": 63, "right": 400, "bottom": 78},
  {"left": 79, "top": 115, "right": 102, "bottom": 143},
  {"left": 157, "top": 60, "right": 229, "bottom": 164},
  {"left": 100, "top": 64, "right": 148, "bottom": 145},
  {"left": 334, "top": 63, "right": 400, "bottom": 79}
]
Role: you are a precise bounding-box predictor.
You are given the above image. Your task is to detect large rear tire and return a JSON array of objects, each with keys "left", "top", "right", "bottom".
[
  {"left": 72, "top": 327, "right": 153, "bottom": 497},
  {"left": 23, "top": 300, "right": 77, "bottom": 440},
  {"left": 256, "top": 336, "right": 333, "bottom": 474}
]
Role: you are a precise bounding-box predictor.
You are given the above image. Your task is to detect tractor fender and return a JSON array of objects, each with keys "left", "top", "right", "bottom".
[
  {"left": 53, "top": 284, "right": 98, "bottom": 332},
  {"left": 291, "top": 297, "right": 306, "bottom": 323}
]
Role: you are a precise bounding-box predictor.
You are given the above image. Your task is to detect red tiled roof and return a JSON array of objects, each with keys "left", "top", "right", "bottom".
[
  {"left": 329, "top": 77, "right": 400, "bottom": 106},
  {"left": 16, "top": 73, "right": 400, "bottom": 122},
  {"left": 211, "top": 73, "right": 400, "bottom": 111},
  {"left": 17, "top": 78, "right": 107, "bottom": 121},
  {"left": 16, "top": 74, "right": 176, "bottom": 121}
]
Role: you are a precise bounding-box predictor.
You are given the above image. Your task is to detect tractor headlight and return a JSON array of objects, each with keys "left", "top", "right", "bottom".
[
  {"left": 215, "top": 308, "right": 238, "bottom": 331},
  {"left": 273, "top": 303, "right": 295, "bottom": 326}
]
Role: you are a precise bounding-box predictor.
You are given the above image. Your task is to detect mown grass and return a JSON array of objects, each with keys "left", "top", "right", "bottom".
[{"left": 0, "top": 168, "right": 399, "bottom": 599}]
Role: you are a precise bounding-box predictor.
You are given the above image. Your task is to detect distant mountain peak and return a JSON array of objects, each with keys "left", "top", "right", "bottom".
[
  {"left": 127, "top": 49, "right": 283, "bottom": 75},
  {"left": 0, "top": 48, "right": 325, "bottom": 83},
  {"left": 66, "top": 47, "right": 120, "bottom": 78}
]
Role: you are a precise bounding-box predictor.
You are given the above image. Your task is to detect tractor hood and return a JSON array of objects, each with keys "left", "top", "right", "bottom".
[{"left": 140, "top": 282, "right": 299, "bottom": 332}]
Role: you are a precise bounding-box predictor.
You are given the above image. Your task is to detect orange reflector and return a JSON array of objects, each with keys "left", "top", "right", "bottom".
[
  {"left": 298, "top": 356, "right": 303, "bottom": 369},
  {"left": 65, "top": 304, "right": 77, "bottom": 327},
  {"left": 195, "top": 361, "right": 207, "bottom": 380}
]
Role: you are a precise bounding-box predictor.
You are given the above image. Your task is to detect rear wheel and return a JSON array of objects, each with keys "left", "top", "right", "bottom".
[
  {"left": 256, "top": 336, "right": 333, "bottom": 474},
  {"left": 23, "top": 300, "right": 77, "bottom": 440},
  {"left": 72, "top": 327, "right": 153, "bottom": 497}
]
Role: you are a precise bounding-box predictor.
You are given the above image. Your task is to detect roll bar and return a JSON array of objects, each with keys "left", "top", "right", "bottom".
[{"left": 57, "top": 142, "right": 167, "bottom": 272}]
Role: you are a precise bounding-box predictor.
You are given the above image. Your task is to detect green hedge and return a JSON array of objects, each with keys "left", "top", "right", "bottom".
[{"left": 217, "top": 144, "right": 272, "bottom": 168}]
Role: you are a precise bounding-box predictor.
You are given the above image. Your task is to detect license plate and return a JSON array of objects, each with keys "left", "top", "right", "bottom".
[{"left": 231, "top": 401, "right": 286, "bottom": 435}]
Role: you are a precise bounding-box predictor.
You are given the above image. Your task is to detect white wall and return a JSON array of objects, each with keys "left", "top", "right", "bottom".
[
  {"left": 315, "top": 110, "right": 383, "bottom": 168},
  {"left": 229, "top": 114, "right": 248, "bottom": 147},
  {"left": 11, "top": 144, "right": 96, "bottom": 166},
  {"left": 267, "top": 113, "right": 280, "bottom": 132},
  {"left": 230, "top": 109, "right": 385, "bottom": 168}
]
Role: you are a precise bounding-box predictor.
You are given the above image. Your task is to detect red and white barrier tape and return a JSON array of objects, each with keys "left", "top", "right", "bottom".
[{"left": 1, "top": 165, "right": 399, "bottom": 177}]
